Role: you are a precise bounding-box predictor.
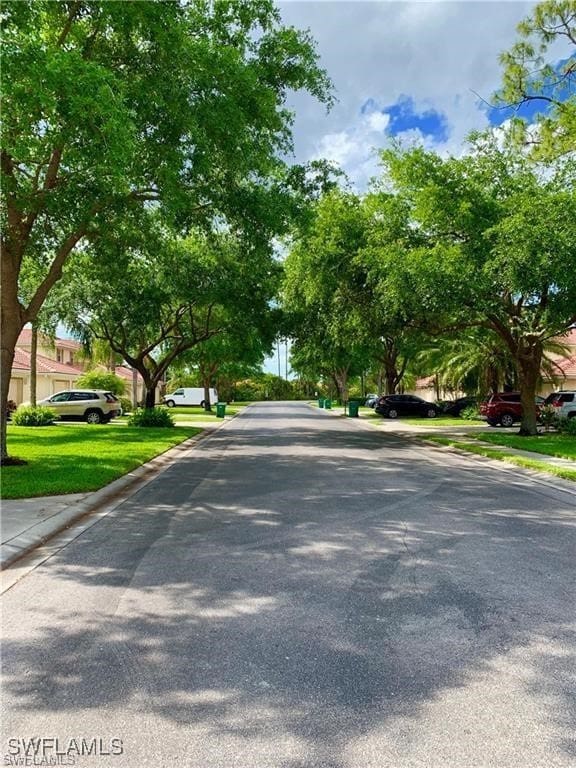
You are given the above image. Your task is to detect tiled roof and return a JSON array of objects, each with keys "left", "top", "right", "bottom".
[
  {"left": 555, "top": 328, "right": 576, "bottom": 347},
  {"left": 12, "top": 347, "right": 84, "bottom": 376},
  {"left": 17, "top": 328, "right": 81, "bottom": 351}
]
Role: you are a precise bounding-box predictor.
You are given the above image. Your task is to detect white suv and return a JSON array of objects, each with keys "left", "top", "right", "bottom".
[
  {"left": 543, "top": 391, "right": 576, "bottom": 420},
  {"left": 38, "top": 390, "right": 121, "bottom": 424}
]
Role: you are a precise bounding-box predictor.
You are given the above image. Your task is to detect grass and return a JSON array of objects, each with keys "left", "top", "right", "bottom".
[
  {"left": 424, "top": 436, "right": 576, "bottom": 483},
  {"left": 402, "top": 416, "right": 484, "bottom": 427},
  {"left": 116, "top": 402, "right": 249, "bottom": 424},
  {"left": 469, "top": 432, "right": 576, "bottom": 461},
  {"left": 2, "top": 424, "right": 201, "bottom": 499}
]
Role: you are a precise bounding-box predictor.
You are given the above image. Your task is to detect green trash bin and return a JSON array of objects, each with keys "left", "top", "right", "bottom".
[
  {"left": 324, "top": 398, "right": 332, "bottom": 410},
  {"left": 348, "top": 401, "right": 360, "bottom": 417},
  {"left": 318, "top": 398, "right": 325, "bottom": 409},
  {"left": 216, "top": 402, "right": 226, "bottom": 418}
]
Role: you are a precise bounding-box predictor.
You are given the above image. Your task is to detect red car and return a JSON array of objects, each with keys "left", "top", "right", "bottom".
[{"left": 479, "top": 392, "right": 544, "bottom": 427}]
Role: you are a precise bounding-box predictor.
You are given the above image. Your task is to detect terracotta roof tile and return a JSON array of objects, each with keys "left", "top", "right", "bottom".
[{"left": 11, "top": 347, "right": 84, "bottom": 376}]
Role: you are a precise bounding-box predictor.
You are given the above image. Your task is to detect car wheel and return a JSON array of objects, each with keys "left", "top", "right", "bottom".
[
  {"left": 387, "top": 408, "right": 399, "bottom": 419},
  {"left": 500, "top": 413, "right": 515, "bottom": 428},
  {"left": 85, "top": 409, "right": 103, "bottom": 424},
  {"left": 200, "top": 400, "right": 206, "bottom": 408},
  {"left": 426, "top": 408, "right": 437, "bottom": 418},
  {"left": 165, "top": 400, "right": 175, "bottom": 408}
]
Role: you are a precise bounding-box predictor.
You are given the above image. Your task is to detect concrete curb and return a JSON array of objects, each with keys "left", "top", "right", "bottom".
[
  {"left": 0, "top": 417, "right": 235, "bottom": 572},
  {"left": 307, "top": 402, "right": 576, "bottom": 496}
]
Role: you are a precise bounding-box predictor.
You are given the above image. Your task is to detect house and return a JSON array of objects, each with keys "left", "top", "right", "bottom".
[
  {"left": 8, "top": 329, "right": 151, "bottom": 406},
  {"left": 408, "top": 328, "right": 576, "bottom": 402},
  {"left": 9, "top": 330, "right": 85, "bottom": 404},
  {"left": 541, "top": 328, "right": 576, "bottom": 396}
]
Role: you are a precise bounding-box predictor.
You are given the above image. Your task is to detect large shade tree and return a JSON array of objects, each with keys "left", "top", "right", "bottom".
[
  {"left": 61, "top": 220, "right": 279, "bottom": 409},
  {"left": 0, "top": 0, "right": 331, "bottom": 460},
  {"left": 374, "top": 138, "right": 576, "bottom": 435}
]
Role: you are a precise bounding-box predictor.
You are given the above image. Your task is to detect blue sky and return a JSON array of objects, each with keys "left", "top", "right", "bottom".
[
  {"left": 275, "top": 1, "right": 572, "bottom": 190},
  {"left": 262, "top": 1, "right": 572, "bottom": 374}
]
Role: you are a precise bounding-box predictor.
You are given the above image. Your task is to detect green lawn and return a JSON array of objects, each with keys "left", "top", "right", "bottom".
[
  {"left": 2, "top": 424, "right": 201, "bottom": 499},
  {"left": 402, "top": 416, "right": 484, "bottom": 427},
  {"left": 424, "top": 436, "right": 576, "bottom": 482},
  {"left": 470, "top": 432, "right": 576, "bottom": 461}
]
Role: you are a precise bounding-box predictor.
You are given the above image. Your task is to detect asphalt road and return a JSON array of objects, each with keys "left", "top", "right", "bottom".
[{"left": 2, "top": 402, "right": 575, "bottom": 768}]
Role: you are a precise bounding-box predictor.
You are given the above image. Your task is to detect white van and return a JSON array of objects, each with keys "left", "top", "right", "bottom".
[{"left": 163, "top": 387, "right": 218, "bottom": 407}]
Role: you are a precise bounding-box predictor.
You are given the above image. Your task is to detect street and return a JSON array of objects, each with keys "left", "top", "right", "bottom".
[{"left": 1, "top": 402, "right": 575, "bottom": 767}]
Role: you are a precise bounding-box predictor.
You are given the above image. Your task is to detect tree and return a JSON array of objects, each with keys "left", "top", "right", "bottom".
[
  {"left": 61, "top": 221, "right": 279, "bottom": 409},
  {"left": 375, "top": 138, "right": 576, "bottom": 434},
  {"left": 0, "top": 0, "right": 331, "bottom": 461},
  {"left": 495, "top": 0, "right": 576, "bottom": 159},
  {"left": 283, "top": 191, "right": 371, "bottom": 401},
  {"left": 173, "top": 322, "right": 277, "bottom": 410}
]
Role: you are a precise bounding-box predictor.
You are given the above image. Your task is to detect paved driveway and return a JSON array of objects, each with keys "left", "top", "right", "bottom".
[{"left": 2, "top": 402, "right": 575, "bottom": 767}]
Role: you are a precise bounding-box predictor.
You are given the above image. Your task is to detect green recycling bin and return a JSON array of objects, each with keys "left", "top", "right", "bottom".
[
  {"left": 216, "top": 402, "right": 226, "bottom": 418},
  {"left": 318, "top": 398, "right": 325, "bottom": 409},
  {"left": 324, "top": 398, "right": 332, "bottom": 410},
  {"left": 348, "top": 401, "right": 360, "bottom": 417}
]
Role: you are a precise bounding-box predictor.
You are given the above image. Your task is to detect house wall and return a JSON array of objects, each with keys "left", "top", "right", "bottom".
[{"left": 9, "top": 372, "right": 81, "bottom": 405}]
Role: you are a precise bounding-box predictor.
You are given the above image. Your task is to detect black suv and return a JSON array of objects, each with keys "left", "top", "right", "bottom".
[{"left": 375, "top": 394, "right": 439, "bottom": 419}]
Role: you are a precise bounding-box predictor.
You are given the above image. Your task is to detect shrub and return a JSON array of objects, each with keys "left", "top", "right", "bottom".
[
  {"left": 556, "top": 416, "right": 576, "bottom": 436},
  {"left": 12, "top": 405, "right": 58, "bottom": 426},
  {"left": 538, "top": 404, "right": 557, "bottom": 431},
  {"left": 460, "top": 406, "right": 481, "bottom": 420},
  {"left": 76, "top": 371, "right": 126, "bottom": 396},
  {"left": 119, "top": 397, "right": 133, "bottom": 415},
  {"left": 127, "top": 407, "right": 174, "bottom": 428}
]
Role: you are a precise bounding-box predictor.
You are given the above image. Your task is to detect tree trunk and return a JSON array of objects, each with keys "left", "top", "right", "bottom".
[
  {"left": 517, "top": 352, "right": 542, "bottom": 436},
  {"left": 203, "top": 381, "right": 212, "bottom": 411},
  {"left": 0, "top": 262, "right": 25, "bottom": 463},
  {"left": 333, "top": 367, "right": 349, "bottom": 403},
  {"left": 144, "top": 388, "right": 156, "bottom": 409},
  {"left": 30, "top": 324, "right": 38, "bottom": 407}
]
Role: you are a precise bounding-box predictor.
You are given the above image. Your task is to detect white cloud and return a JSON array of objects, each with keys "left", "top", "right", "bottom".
[{"left": 279, "top": 0, "right": 538, "bottom": 188}]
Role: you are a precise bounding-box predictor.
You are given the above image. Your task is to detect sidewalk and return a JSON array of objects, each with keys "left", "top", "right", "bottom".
[{"left": 0, "top": 424, "right": 223, "bottom": 572}]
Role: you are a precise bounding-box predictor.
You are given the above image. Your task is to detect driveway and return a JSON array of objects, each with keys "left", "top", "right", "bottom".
[{"left": 1, "top": 402, "right": 575, "bottom": 767}]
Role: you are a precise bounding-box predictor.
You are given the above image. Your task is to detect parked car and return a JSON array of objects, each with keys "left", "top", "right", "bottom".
[
  {"left": 441, "top": 396, "right": 478, "bottom": 417},
  {"left": 543, "top": 390, "right": 576, "bottom": 420},
  {"left": 37, "top": 390, "right": 121, "bottom": 424},
  {"left": 375, "top": 394, "right": 439, "bottom": 419},
  {"left": 365, "top": 393, "right": 379, "bottom": 408},
  {"left": 479, "top": 392, "right": 543, "bottom": 427}
]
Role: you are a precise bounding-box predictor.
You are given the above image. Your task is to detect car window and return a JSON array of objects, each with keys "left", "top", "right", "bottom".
[
  {"left": 69, "top": 392, "right": 91, "bottom": 401},
  {"left": 50, "top": 392, "right": 71, "bottom": 402},
  {"left": 174, "top": 389, "right": 184, "bottom": 395},
  {"left": 561, "top": 393, "right": 574, "bottom": 402}
]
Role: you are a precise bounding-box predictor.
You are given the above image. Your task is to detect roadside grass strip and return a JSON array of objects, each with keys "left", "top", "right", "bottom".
[
  {"left": 424, "top": 436, "right": 576, "bottom": 483},
  {"left": 468, "top": 432, "right": 576, "bottom": 461},
  {"left": 2, "top": 425, "right": 202, "bottom": 499}
]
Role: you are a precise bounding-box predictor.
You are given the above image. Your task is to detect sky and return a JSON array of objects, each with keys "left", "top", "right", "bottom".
[
  {"left": 263, "top": 0, "right": 570, "bottom": 375},
  {"left": 275, "top": 0, "right": 570, "bottom": 189}
]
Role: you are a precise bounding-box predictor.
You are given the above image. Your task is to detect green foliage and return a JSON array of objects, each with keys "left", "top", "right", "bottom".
[
  {"left": 119, "top": 397, "right": 133, "bottom": 415},
  {"left": 460, "top": 406, "right": 481, "bottom": 421},
  {"left": 12, "top": 406, "right": 57, "bottom": 426},
  {"left": 539, "top": 404, "right": 559, "bottom": 430},
  {"left": 556, "top": 416, "right": 576, "bottom": 435},
  {"left": 494, "top": 0, "right": 576, "bottom": 160},
  {"left": 76, "top": 370, "right": 126, "bottom": 396},
  {"left": 233, "top": 374, "right": 301, "bottom": 401},
  {"left": 128, "top": 407, "right": 174, "bottom": 428}
]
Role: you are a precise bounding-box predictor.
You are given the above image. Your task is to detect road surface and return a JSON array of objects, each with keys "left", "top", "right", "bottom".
[{"left": 2, "top": 402, "right": 575, "bottom": 767}]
